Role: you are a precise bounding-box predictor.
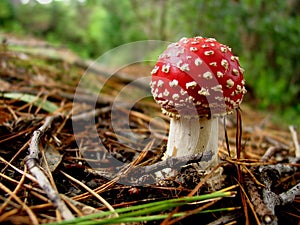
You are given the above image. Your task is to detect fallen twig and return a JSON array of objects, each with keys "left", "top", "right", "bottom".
[
  {"left": 289, "top": 125, "right": 300, "bottom": 158},
  {"left": 25, "top": 114, "right": 74, "bottom": 221},
  {"left": 89, "top": 152, "right": 213, "bottom": 186},
  {"left": 279, "top": 182, "right": 300, "bottom": 204},
  {"left": 244, "top": 169, "right": 276, "bottom": 225},
  {"left": 261, "top": 146, "right": 279, "bottom": 163},
  {"left": 260, "top": 164, "right": 299, "bottom": 206}
]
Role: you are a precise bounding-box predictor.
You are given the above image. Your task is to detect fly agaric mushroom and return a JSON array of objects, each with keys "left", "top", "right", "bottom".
[{"left": 150, "top": 36, "right": 246, "bottom": 170}]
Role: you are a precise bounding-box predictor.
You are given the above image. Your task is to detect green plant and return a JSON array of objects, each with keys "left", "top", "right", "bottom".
[{"left": 46, "top": 190, "right": 236, "bottom": 225}]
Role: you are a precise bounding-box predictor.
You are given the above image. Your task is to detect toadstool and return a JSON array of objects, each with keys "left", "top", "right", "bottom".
[{"left": 150, "top": 36, "right": 246, "bottom": 170}]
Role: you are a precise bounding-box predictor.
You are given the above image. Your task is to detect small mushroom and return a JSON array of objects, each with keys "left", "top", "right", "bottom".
[{"left": 150, "top": 36, "right": 246, "bottom": 170}]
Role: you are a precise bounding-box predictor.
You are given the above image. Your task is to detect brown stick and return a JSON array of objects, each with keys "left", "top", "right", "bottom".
[{"left": 25, "top": 114, "right": 74, "bottom": 221}]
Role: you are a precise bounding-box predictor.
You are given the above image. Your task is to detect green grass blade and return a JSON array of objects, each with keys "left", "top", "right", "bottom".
[
  {"left": 3, "top": 93, "right": 58, "bottom": 113},
  {"left": 45, "top": 191, "right": 235, "bottom": 225},
  {"left": 91, "top": 207, "right": 240, "bottom": 224}
]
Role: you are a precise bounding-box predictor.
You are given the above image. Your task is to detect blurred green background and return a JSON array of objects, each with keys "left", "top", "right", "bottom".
[{"left": 0, "top": 0, "right": 299, "bottom": 124}]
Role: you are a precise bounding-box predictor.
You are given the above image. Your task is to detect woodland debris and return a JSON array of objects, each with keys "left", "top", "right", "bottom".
[
  {"left": 289, "top": 125, "right": 300, "bottom": 158},
  {"left": 25, "top": 114, "right": 74, "bottom": 221}
]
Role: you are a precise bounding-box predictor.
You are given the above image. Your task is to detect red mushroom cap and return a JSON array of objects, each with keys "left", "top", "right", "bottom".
[{"left": 150, "top": 36, "right": 246, "bottom": 118}]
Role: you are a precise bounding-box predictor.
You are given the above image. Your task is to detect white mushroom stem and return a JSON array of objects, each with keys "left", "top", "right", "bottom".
[{"left": 163, "top": 116, "right": 219, "bottom": 169}]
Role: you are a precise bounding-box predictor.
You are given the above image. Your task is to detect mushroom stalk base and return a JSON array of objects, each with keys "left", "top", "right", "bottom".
[{"left": 163, "top": 117, "right": 219, "bottom": 169}]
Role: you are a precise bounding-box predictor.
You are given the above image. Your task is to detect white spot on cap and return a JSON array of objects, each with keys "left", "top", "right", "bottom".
[
  {"left": 157, "top": 80, "right": 164, "bottom": 87},
  {"left": 232, "top": 68, "right": 239, "bottom": 76},
  {"left": 180, "top": 89, "right": 187, "bottom": 95},
  {"left": 172, "top": 94, "right": 180, "bottom": 100},
  {"left": 187, "top": 96, "right": 194, "bottom": 102},
  {"left": 239, "top": 67, "right": 245, "bottom": 73},
  {"left": 226, "top": 79, "right": 234, "bottom": 88},
  {"left": 205, "top": 38, "right": 216, "bottom": 42},
  {"left": 220, "top": 46, "right": 227, "bottom": 53},
  {"left": 176, "top": 48, "right": 185, "bottom": 56},
  {"left": 174, "top": 103, "right": 184, "bottom": 107},
  {"left": 162, "top": 64, "right": 170, "bottom": 73},
  {"left": 169, "top": 79, "right": 179, "bottom": 87},
  {"left": 221, "top": 59, "right": 229, "bottom": 70},
  {"left": 235, "top": 84, "right": 246, "bottom": 95},
  {"left": 179, "top": 63, "right": 190, "bottom": 72},
  {"left": 151, "top": 66, "right": 159, "bottom": 75},
  {"left": 168, "top": 100, "right": 174, "bottom": 106},
  {"left": 190, "top": 47, "right": 198, "bottom": 51},
  {"left": 158, "top": 53, "right": 170, "bottom": 59},
  {"left": 209, "top": 62, "right": 217, "bottom": 67},
  {"left": 186, "top": 81, "right": 197, "bottom": 89},
  {"left": 150, "top": 80, "right": 156, "bottom": 88},
  {"left": 215, "top": 96, "right": 224, "bottom": 101},
  {"left": 163, "top": 89, "right": 170, "bottom": 96},
  {"left": 204, "top": 50, "right": 214, "bottom": 56},
  {"left": 152, "top": 89, "right": 158, "bottom": 98},
  {"left": 198, "top": 87, "right": 210, "bottom": 96},
  {"left": 211, "top": 85, "right": 223, "bottom": 93},
  {"left": 176, "top": 60, "right": 183, "bottom": 68},
  {"left": 242, "top": 86, "right": 247, "bottom": 94},
  {"left": 156, "top": 99, "right": 168, "bottom": 104},
  {"left": 203, "top": 71, "right": 213, "bottom": 79},
  {"left": 194, "top": 36, "right": 203, "bottom": 40},
  {"left": 195, "top": 58, "right": 202, "bottom": 66},
  {"left": 217, "top": 71, "right": 224, "bottom": 78}
]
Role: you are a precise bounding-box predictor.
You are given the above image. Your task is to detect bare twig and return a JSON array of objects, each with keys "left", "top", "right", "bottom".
[
  {"left": 289, "top": 125, "right": 300, "bottom": 158},
  {"left": 244, "top": 170, "right": 276, "bottom": 225},
  {"left": 261, "top": 146, "right": 278, "bottom": 163},
  {"left": 258, "top": 163, "right": 299, "bottom": 225},
  {"left": 207, "top": 212, "right": 240, "bottom": 225},
  {"left": 25, "top": 114, "right": 74, "bottom": 221},
  {"left": 279, "top": 182, "right": 300, "bottom": 204},
  {"left": 86, "top": 152, "right": 211, "bottom": 186}
]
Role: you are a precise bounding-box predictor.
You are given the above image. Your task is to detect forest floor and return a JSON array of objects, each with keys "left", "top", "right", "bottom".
[{"left": 0, "top": 33, "right": 299, "bottom": 225}]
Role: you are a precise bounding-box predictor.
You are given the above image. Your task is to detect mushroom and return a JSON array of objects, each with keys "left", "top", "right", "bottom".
[{"left": 150, "top": 36, "right": 246, "bottom": 170}]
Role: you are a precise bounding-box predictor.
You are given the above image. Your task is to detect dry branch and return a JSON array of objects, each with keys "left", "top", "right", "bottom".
[
  {"left": 289, "top": 125, "right": 300, "bottom": 158},
  {"left": 25, "top": 114, "right": 74, "bottom": 221}
]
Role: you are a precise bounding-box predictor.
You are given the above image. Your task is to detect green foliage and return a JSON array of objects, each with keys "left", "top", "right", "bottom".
[
  {"left": 46, "top": 190, "right": 235, "bottom": 225},
  {"left": 0, "top": 0, "right": 299, "bottom": 124},
  {"left": 3, "top": 93, "right": 58, "bottom": 113}
]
